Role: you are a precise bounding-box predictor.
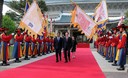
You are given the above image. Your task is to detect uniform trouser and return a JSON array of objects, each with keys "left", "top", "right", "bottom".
[
  {"left": 47, "top": 43, "right": 51, "bottom": 53},
  {"left": 0, "top": 42, "right": 1, "bottom": 54},
  {"left": 32, "top": 43, "right": 35, "bottom": 56},
  {"left": 25, "top": 42, "right": 29, "bottom": 58},
  {"left": 117, "top": 48, "right": 126, "bottom": 67},
  {"left": 113, "top": 46, "right": 117, "bottom": 63},
  {"left": 3, "top": 42, "right": 7, "bottom": 62},
  {"left": 109, "top": 46, "right": 114, "bottom": 62},
  {"left": 101, "top": 46, "right": 105, "bottom": 56},
  {"left": 106, "top": 46, "right": 110, "bottom": 60},
  {"left": 13, "top": 42, "right": 21, "bottom": 60},
  {"left": 38, "top": 44, "right": 41, "bottom": 55},
  {"left": 99, "top": 45, "right": 102, "bottom": 54}
]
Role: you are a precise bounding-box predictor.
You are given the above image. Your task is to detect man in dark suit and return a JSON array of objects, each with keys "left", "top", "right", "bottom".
[
  {"left": 54, "top": 32, "right": 63, "bottom": 62},
  {"left": 63, "top": 32, "right": 72, "bottom": 63}
]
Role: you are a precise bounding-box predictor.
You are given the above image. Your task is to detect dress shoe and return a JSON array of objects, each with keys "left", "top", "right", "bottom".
[{"left": 117, "top": 67, "right": 125, "bottom": 71}]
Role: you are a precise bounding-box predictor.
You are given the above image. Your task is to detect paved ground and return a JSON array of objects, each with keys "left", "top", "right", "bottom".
[
  {"left": 0, "top": 49, "right": 128, "bottom": 78},
  {"left": 91, "top": 49, "right": 128, "bottom": 78}
]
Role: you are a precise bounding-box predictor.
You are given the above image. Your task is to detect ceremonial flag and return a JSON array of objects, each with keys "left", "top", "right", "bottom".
[
  {"left": 50, "top": 18, "right": 53, "bottom": 32},
  {"left": 118, "top": 16, "right": 125, "bottom": 26},
  {"left": 71, "top": 5, "right": 97, "bottom": 38},
  {"left": 20, "top": 1, "right": 44, "bottom": 38},
  {"left": 94, "top": 0, "right": 108, "bottom": 29},
  {"left": 24, "top": 0, "right": 30, "bottom": 13},
  {"left": 42, "top": 14, "right": 49, "bottom": 37},
  {"left": 43, "top": 26, "right": 47, "bottom": 37}
]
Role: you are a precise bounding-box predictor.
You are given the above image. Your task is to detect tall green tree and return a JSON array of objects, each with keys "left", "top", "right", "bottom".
[
  {"left": 0, "top": 0, "right": 4, "bottom": 27},
  {"left": 8, "top": 0, "right": 48, "bottom": 15},
  {"left": 6, "top": 10, "right": 20, "bottom": 22},
  {"left": 124, "top": 10, "right": 128, "bottom": 26},
  {"left": 2, "top": 15, "right": 16, "bottom": 34}
]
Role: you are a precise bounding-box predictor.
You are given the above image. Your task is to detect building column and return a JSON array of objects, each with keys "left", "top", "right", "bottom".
[
  {"left": 68, "top": 28, "right": 70, "bottom": 37},
  {"left": 55, "top": 29, "right": 58, "bottom": 36}
]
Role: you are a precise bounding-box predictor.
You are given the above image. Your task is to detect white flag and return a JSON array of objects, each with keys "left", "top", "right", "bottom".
[
  {"left": 20, "top": 1, "right": 44, "bottom": 37},
  {"left": 94, "top": 0, "right": 108, "bottom": 24}
]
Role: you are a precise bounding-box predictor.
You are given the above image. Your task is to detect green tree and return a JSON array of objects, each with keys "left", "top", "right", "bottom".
[
  {"left": 8, "top": 0, "right": 48, "bottom": 15},
  {"left": 2, "top": 15, "right": 16, "bottom": 35},
  {"left": 6, "top": 10, "right": 21, "bottom": 22},
  {"left": 0, "top": 0, "right": 4, "bottom": 27},
  {"left": 124, "top": 10, "right": 128, "bottom": 26}
]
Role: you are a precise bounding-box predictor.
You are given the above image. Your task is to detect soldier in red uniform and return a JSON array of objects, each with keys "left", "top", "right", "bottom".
[
  {"left": 46, "top": 36, "right": 50, "bottom": 54},
  {"left": 111, "top": 28, "right": 120, "bottom": 65},
  {"left": 24, "top": 32, "right": 32, "bottom": 60},
  {"left": 0, "top": 28, "right": 4, "bottom": 55},
  {"left": 31, "top": 35, "right": 37, "bottom": 58},
  {"left": 43, "top": 37, "right": 47, "bottom": 55},
  {"left": 1, "top": 28, "right": 13, "bottom": 66},
  {"left": 50, "top": 37, "right": 54, "bottom": 52},
  {"left": 98, "top": 35, "right": 102, "bottom": 54},
  {"left": 97, "top": 35, "right": 101, "bottom": 53},
  {"left": 105, "top": 31, "right": 112, "bottom": 60},
  {"left": 12, "top": 29, "right": 24, "bottom": 63},
  {"left": 116, "top": 24, "right": 127, "bottom": 70},
  {"left": 99, "top": 35, "right": 104, "bottom": 55},
  {"left": 36, "top": 35, "right": 43, "bottom": 56},
  {"left": 104, "top": 34, "right": 109, "bottom": 57}
]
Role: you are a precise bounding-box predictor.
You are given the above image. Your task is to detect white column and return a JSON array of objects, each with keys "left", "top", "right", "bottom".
[
  {"left": 55, "top": 29, "right": 58, "bottom": 36},
  {"left": 68, "top": 28, "right": 70, "bottom": 37}
]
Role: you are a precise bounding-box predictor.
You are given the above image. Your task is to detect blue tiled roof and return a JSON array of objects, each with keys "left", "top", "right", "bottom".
[{"left": 55, "top": 15, "right": 71, "bottom": 23}]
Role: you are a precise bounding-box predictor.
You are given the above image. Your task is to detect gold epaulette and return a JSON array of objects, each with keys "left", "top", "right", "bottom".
[{"left": 122, "top": 31, "right": 127, "bottom": 37}]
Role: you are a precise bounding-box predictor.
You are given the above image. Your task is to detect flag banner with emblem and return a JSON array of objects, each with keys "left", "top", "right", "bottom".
[
  {"left": 20, "top": 1, "right": 44, "bottom": 38},
  {"left": 94, "top": 0, "right": 108, "bottom": 28},
  {"left": 24, "top": 0, "right": 30, "bottom": 13},
  {"left": 50, "top": 18, "right": 53, "bottom": 32},
  {"left": 71, "top": 5, "right": 97, "bottom": 38}
]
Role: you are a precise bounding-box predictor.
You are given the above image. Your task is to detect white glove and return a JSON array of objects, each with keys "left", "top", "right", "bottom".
[
  {"left": 20, "top": 42, "right": 22, "bottom": 44},
  {"left": 11, "top": 33, "right": 14, "bottom": 35},
  {"left": 109, "top": 36, "right": 113, "bottom": 39}
]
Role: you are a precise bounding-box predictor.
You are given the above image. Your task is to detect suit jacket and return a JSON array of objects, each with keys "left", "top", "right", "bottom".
[
  {"left": 54, "top": 37, "right": 63, "bottom": 50},
  {"left": 63, "top": 37, "right": 72, "bottom": 50}
]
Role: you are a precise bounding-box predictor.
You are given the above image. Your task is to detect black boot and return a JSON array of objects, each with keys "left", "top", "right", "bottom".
[
  {"left": 112, "top": 61, "right": 117, "bottom": 66},
  {"left": 31, "top": 55, "right": 36, "bottom": 58},
  {"left": 1, "top": 61, "right": 10, "bottom": 66},
  {"left": 24, "top": 56, "right": 30, "bottom": 60},
  {"left": 15, "top": 58, "right": 21, "bottom": 63},
  {"left": 117, "top": 65, "right": 125, "bottom": 71}
]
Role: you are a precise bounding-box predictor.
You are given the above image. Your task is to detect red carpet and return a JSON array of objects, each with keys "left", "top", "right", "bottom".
[
  {"left": 0, "top": 48, "right": 105, "bottom": 78},
  {"left": 77, "top": 43, "right": 90, "bottom": 48}
]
